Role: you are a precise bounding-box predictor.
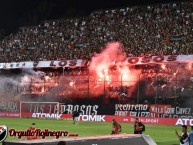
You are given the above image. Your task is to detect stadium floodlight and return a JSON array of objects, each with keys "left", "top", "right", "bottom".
[{"left": 20, "top": 101, "right": 60, "bottom": 119}]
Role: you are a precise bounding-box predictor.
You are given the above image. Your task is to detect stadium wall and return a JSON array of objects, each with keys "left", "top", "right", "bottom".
[{"left": 1, "top": 112, "right": 193, "bottom": 126}]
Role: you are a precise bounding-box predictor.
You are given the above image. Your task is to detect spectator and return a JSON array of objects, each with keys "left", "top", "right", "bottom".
[
  {"left": 111, "top": 119, "right": 121, "bottom": 134},
  {"left": 26, "top": 123, "right": 40, "bottom": 140},
  {"left": 134, "top": 118, "right": 145, "bottom": 134},
  {"left": 175, "top": 125, "right": 189, "bottom": 145}
]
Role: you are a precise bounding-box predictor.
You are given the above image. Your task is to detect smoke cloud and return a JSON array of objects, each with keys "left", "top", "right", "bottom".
[
  {"left": 89, "top": 42, "right": 140, "bottom": 97},
  {"left": 0, "top": 69, "right": 47, "bottom": 102}
]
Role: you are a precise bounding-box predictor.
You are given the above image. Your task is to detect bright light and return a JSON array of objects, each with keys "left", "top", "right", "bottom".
[
  {"left": 104, "top": 68, "right": 108, "bottom": 75},
  {"left": 106, "top": 74, "right": 110, "bottom": 81},
  {"left": 69, "top": 81, "right": 74, "bottom": 86},
  {"left": 161, "top": 84, "right": 166, "bottom": 88},
  {"left": 161, "top": 64, "right": 166, "bottom": 69},
  {"left": 41, "top": 88, "right": 44, "bottom": 93},
  {"left": 122, "top": 73, "right": 128, "bottom": 80},
  {"left": 45, "top": 76, "right": 50, "bottom": 81},
  {"left": 188, "top": 63, "right": 192, "bottom": 70},
  {"left": 98, "top": 71, "right": 104, "bottom": 78}
]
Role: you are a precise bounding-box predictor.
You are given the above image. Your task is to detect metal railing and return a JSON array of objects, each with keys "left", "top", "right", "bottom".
[{"left": 0, "top": 74, "right": 192, "bottom": 105}]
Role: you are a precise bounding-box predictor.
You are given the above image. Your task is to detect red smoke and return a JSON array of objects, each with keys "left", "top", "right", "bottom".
[{"left": 89, "top": 42, "right": 140, "bottom": 97}]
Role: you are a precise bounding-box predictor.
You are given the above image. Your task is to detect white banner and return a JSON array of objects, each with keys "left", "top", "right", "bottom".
[
  {"left": 0, "top": 55, "right": 192, "bottom": 69},
  {"left": 87, "top": 55, "right": 193, "bottom": 66},
  {"left": 124, "top": 55, "right": 193, "bottom": 65},
  {"left": 0, "top": 59, "right": 85, "bottom": 69}
]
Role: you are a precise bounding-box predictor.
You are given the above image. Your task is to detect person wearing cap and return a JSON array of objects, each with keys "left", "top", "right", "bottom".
[
  {"left": 189, "top": 126, "right": 193, "bottom": 145},
  {"left": 176, "top": 125, "right": 189, "bottom": 145}
]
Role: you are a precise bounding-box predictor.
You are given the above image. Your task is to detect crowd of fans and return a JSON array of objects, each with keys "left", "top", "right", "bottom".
[{"left": 0, "top": 1, "right": 193, "bottom": 63}]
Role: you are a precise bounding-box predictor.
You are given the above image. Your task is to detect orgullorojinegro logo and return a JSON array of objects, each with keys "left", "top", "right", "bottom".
[{"left": 0, "top": 125, "right": 8, "bottom": 142}]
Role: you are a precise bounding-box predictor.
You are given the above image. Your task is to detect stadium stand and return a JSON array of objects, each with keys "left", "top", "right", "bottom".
[{"left": 0, "top": 1, "right": 193, "bottom": 63}]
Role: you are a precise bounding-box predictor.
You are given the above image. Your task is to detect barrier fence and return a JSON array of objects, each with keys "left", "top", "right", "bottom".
[
  {"left": 0, "top": 112, "right": 192, "bottom": 126},
  {"left": 1, "top": 74, "right": 193, "bottom": 105},
  {"left": 0, "top": 102, "right": 193, "bottom": 118}
]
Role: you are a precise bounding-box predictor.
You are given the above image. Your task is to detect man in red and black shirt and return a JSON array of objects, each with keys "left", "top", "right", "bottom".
[
  {"left": 134, "top": 118, "right": 144, "bottom": 134},
  {"left": 26, "top": 123, "right": 39, "bottom": 140},
  {"left": 111, "top": 119, "right": 121, "bottom": 134}
]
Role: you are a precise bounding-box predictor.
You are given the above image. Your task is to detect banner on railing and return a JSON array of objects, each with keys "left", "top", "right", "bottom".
[
  {"left": 0, "top": 59, "right": 86, "bottom": 69},
  {"left": 0, "top": 102, "right": 20, "bottom": 112},
  {"left": 115, "top": 104, "right": 193, "bottom": 118},
  {"left": 0, "top": 55, "right": 193, "bottom": 69},
  {"left": 87, "top": 55, "right": 193, "bottom": 66},
  {"left": 124, "top": 55, "right": 193, "bottom": 65},
  {"left": 21, "top": 103, "right": 99, "bottom": 115}
]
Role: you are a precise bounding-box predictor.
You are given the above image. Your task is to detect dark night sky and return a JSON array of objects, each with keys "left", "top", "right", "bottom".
[{"left": 0, "top": 0, "right": 182, "bottom": 36}]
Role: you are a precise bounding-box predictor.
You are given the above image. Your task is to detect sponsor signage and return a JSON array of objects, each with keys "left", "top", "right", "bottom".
[
  {"left": 115, "top": 104, "right": 149, "bottom": 117},
  {"left": 78, "top": 115, "right": 106, "bottom": 122},
  {"left": 32, "top": 113, "right": 62, "bottom": 119},
  {"left": 77, "top": 115, "right": 180, "bottom": 125},
  {"left": 149, "top": 105, "right": 191, "bottom": 115},
  {"left": 115, "top": 104, "right": 148, "bottom": 111},
  {"left": 1, "top": 112, "right": 193, "bottom": 126},
  {"left": 0, "top": 102, "right": 192, "bottom": 119},
  {"left": 0, "top": 112, "right": 20, "bottom": 118},
  {"left": 175, "top": 118, "right": 193, "bottom": 126},
  {"left": 115, "top": 104, "right": 193, "bottom": 118},
  {"left": 149, "top": 105, "right": 172, "bottom": 114}
]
